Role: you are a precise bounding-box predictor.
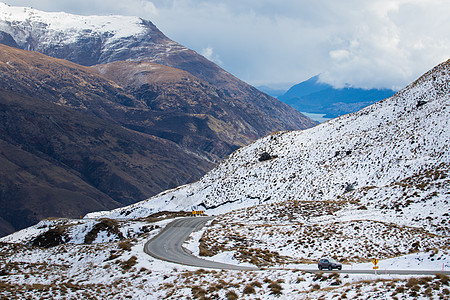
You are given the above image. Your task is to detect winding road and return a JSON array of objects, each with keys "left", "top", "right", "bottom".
[
  {"left": 144, "top": 216, "right": 258, "bottom": 270},
  {"left": 144, "top": 217, "right": 450, "bottom": 275}
]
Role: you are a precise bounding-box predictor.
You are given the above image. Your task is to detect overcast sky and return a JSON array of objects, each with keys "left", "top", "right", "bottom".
[{"left": 3, "top": 0, "right": 450, "bottom": 90}]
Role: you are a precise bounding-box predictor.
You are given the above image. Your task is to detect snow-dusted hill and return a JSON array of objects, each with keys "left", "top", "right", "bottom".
[
  {"left": 1, "top": 59, "right": 449, "bottom": 300},
  {"left": 91, "top": 59, "right": 449, "bottom": 235}
]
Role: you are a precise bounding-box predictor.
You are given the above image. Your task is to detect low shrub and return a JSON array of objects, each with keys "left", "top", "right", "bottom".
[
  {"left": 406, "top": 278, "right": 420, "bottom": 291},
  {"left": 259, "top": 152, "right": 277, "bottom": 162},
  {"left": 191, "top": 286, "right": 206, "bottom": 299},
  {"left": 32, "top": 226, "right": 68, "bottom": 248},
  {"left": 268, "top": 281, "right": 283, "bottom": 295},
  {"left": 120, "top": 256, "right": 137, "bottom": 271},
  {"left": 435, "top": 273, "right": 449, "bottom": 285},
  {"left": 118, "top": 240, "right": 132, "bottom": 251},
  {"left": 85, "top": 218, "right": 124, "bottom": 244},
  {"left": 226, "top": 290, "right": 238, "bottom": 300},
  {"left": 243, "top": 284, "right": 255, "bottom": 295},
  {"left": 313, "top": 272, "right": 324, "bottom": 281},
  {"left": 296, "top": 276, "right": 305, "bottom": 283},
  {"left": 330, "top": 279, "right": 342, "bottom": 286}
]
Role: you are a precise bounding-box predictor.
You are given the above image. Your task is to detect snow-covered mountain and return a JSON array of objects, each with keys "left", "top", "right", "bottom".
[
  {"left": 90, "top": 59, "right": 450, "bottom": 236},
  {"left": 0, "top": 1, "right": 315, "bottom": 151}
]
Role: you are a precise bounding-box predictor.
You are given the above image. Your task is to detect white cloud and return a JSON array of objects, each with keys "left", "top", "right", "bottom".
[
  {"left": 2, "top": 0, "right": 158, "bottom": 17},
  {"left": 201, "top": 46, "right": 223, "bottom": 65},
  {"left": 146, "top": 0, "right": 450, "bottom": 90},
  {"left": 329, "top": 50, "right": 351, "bottom": 62},
  {"left": 2, "top": 0, "right": 450, "bottom": 90}
]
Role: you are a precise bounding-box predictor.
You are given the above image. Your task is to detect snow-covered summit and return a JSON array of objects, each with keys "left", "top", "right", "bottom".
[
  {"left": 89, "top": 59, "right": 450, "bottom": 233},
  {"left": 0, "top": 2, "right": 144, "bottom": 43},
  {"left": 0, "top": 2, "right": 187, "bottom": 65}
]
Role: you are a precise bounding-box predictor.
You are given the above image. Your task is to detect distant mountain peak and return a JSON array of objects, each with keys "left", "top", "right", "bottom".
[
  {"left": 279, "top": 74, "right": 396, "bottom": 119},
  {"left": 282, "top": 75, "right": 330, "bottom": 98}
]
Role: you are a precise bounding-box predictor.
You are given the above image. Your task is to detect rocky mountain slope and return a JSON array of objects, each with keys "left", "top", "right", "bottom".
[
  {"left": 279, "top": 75, "right": 396, "bottom": 118},
  {"left": 0, "top": 44, "right": 218, "bottom": 236},
  {"left": 0, "top": 87, "right": 212, "bottom": 236},
  {"left": 0, "top": 2, "right": 315, "bottom": 133},
  {"left": 94, "top": 61, "right": 305, "bottom": 160},
  {"left": 0, "top": 45, "right": 244, "bottom": 162}
]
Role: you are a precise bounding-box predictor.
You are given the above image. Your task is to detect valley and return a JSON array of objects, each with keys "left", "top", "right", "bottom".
[{"left": 0, "top": 2, "right": 315, "bottom": 236}]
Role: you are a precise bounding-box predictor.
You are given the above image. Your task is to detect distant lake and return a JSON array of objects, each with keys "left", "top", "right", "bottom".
[{"left": 301, "top": 112, "right": 333, "bottom": 123}]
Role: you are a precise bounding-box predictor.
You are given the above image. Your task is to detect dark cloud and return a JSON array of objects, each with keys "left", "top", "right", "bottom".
[{"left": 2, "top": 0, "right": 449, "bottom": 90}]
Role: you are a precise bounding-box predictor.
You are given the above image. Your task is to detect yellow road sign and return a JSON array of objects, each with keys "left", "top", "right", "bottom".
[
  {"left": 373, "top": 266, "right": 379, "bottom": 269},
  {"left": 372, "top": 258, "right": 379, "bottom": 265}
]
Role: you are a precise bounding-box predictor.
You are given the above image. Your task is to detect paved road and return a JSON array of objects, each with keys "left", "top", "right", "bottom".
[
  {"left": 295, "top": 269, "right": 450, "bottom": 276},
  {"left": 144, "top": 217, "right": 450, "bottom": 275},
  {"left": 144, "top": 216, "right": 258, "bottom": 270}
]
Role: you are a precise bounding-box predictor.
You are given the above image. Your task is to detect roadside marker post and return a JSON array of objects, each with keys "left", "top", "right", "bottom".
[{"left": 372, "top": 258, "right": 379, "bottom": 275}]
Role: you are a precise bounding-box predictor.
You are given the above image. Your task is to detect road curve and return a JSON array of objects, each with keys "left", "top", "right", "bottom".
[
  {"left": 144, "top": 216, "right": 258, "bottom": 270},
  {"left": 144, "top": 217, "right": 450, "bottom": 275}
]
